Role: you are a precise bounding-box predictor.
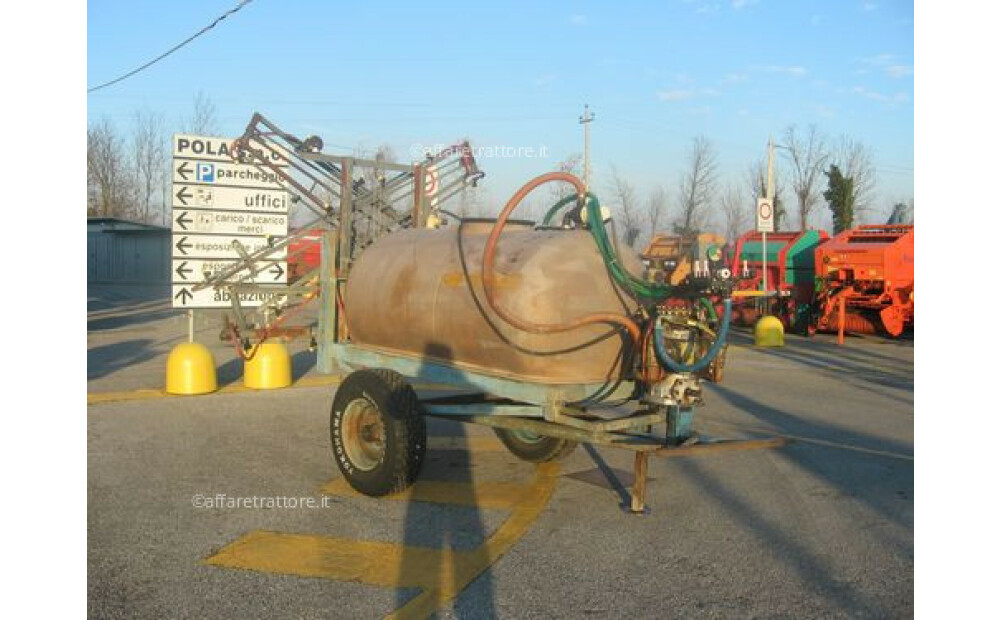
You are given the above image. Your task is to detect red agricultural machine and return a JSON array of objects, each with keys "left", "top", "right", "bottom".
[
  {"left": 812, "top": 224, "right": 914, "bottom": 337},
  {"left": 727, "top": 230, "right": 829, "bottom": 333}
]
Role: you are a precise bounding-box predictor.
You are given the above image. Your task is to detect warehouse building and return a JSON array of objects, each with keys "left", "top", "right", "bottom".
[{"left": 87, "top": 217, "right": 170, "bottom": 298}]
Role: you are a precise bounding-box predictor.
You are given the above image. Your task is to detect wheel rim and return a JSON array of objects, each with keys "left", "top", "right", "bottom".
[
  {"left": 342, "top": 397, "right": 386, "bottom": 471},
  {"left": 510, "top": 429, "right": 544, "bottom": 444}
]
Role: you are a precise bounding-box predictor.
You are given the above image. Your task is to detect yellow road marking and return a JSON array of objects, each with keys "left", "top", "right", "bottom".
[
  {"left": 205, "top": 530, "right": 453, "bottom": 588},
  {"left": 700, "top": 420, "right": 913, "bottom": 461},
  {"left": 426, "top": 435, "right": 504, "bottom": 453},
  {"left": 86, "top": 376, "right": 457, "bottom": 405},
  {"left": 204, "top": 462, "right": 560, "bottom": 620},
  {"left": 320, "top": 478, "right": 528, "bottom": 510},
  {"left": 390, "top": 462, "right": 560, "bottom": 619}
]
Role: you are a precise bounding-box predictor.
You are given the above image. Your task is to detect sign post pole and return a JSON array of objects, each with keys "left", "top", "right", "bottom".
[{"left": 763, "top": 137, "right": 776, "bottom": 309}]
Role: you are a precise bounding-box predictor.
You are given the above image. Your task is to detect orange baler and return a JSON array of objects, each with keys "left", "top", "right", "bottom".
[{"left": 813, "top": 224, "right": 914, "bottom": 337}]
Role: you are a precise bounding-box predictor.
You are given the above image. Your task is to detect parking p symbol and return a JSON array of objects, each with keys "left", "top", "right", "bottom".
[{"left": 196, "top": 163, "right": 215, "bottom": 183}]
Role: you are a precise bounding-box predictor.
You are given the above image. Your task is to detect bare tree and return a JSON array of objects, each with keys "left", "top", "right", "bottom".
[
  {"left": 782, "top": 124, "right": 830, "bottom": 231},
  {"left": 746, "top": 158, "right": 787, "bottom": 231},
  {"left": 673, "top": 135, "right": 718, "bottom": 236},
  {"left": 88, "top": 119, "right": 135, "bottom": 218},
  {"left": 720, "top": 182, "right": 752, "bottom": 243},
  {"left": 457, "top": 185, "right": 488, "bottom": 218},
  {"left": 832, "top": 135, "right": 877, "bottom": 217},
  {"left": 549, "top": 153, "right": 583, "bottom": 203},
  {"left": 183, "top": 91, "right": 219, "bottom": 135},
  {"left": 643, "top": 186, "right": 668, "bottom": 247},
  {"left": 606, "top": 165, "right": 641, "bottom": 247},
  {"left": 131, "top": 109, "right": 167, "bottom": 224}
]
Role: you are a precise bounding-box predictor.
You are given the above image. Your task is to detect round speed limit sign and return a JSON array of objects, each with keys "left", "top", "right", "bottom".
[{"left": 756, "top": 197, "right": 774, "bottom": 232}]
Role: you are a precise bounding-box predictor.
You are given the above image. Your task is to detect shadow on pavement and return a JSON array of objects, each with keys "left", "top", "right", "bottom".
[
  {"left": 394, "top": 343, "right": 496, "bottom": 617},
  {"left": 709, "top": 383, "right": 913, "bottom": 533},
  {"left": 87, "top": 339, "right": 164, "bottom": 380}
]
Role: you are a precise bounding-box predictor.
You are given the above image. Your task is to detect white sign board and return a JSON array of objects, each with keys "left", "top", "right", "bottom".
[
  {"left": 756, "top": 197, "right": 774, "bottom": 233},
  {"left": 171, "top": 133, "right": 290, "bottom": 309},
  {"left": 172, "top": 209, "right": 288, "bottom": 236},
  {"left": 172, "top": 284, "right": 288, "bottom": 309},
  {"left": 172, "top": 234, "right": 288, "bottom": 260},
  {"left": 173, "top": 134, "right": 290, "bottom": 166},
  {"left": 172, "top": 185, "right": 290, "bottom": 213},
  {"left": 172, "top": 259, "right": 287, "bottom": 285},
  {"left": 173, "top": 160, "right": 283, "bottom": 189}
]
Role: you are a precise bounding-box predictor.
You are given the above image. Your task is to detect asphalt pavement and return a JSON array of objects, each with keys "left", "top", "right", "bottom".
[{"left": 88, "top": 292, "right": 913, "bottom": 618}]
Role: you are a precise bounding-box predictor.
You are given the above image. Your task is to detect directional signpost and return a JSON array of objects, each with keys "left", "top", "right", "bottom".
[{"left": 171, "top": 134, "right": 290, "bottom": 309}]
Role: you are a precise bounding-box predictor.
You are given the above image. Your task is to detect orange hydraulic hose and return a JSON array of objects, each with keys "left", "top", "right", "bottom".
[{"left": 482, "top": 171, "right": 643, "bottom": 345}]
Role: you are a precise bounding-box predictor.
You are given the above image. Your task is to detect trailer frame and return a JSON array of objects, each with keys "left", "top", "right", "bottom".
[{"left": 329, "top": 342, "right": 787, "bottom": 513}]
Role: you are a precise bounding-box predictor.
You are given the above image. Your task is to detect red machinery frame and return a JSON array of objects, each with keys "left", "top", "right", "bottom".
[{"left": 813, "top": 224, "right": 914, "bottom": 337}]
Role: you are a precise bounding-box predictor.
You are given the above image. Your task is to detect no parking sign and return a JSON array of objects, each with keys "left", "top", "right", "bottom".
[{"left": 756, "top": 197, "right": 774, "bottom": 233}]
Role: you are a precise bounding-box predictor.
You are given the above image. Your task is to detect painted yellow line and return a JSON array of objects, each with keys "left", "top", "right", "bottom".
[
  {"left": 700, "top": 420, "right": 913, "bottom": 461},
  {"left": 320, "top": 477, "right": 528, "bottom": 510},
  {"left": 86, "top": 376, "right": 458, "bottom": 405},
  {"left": 205, "top": 529, "right": 447, "bottom": 588},
  {"left": 204, "top": 462, "right": 561, "bottom": 620},
  {"left": 86, "top": 375, "right": 342, "bottom": 405},
  {"left": 390, "top": 462, "right": 560, "bottom": 619},
  {"left": 427, "top": 435, "right": 505, "bottom": 453}
]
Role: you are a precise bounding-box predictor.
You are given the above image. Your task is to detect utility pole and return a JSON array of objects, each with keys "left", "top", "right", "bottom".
[
  {"left": 579, "top": 104, "right": 594, "bottom": 192},
  {"left": 763, "top": 135, "right": 775, "bottom": 297}
]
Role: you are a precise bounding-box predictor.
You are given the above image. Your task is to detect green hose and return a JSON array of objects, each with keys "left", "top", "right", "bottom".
[
  {"left": 583, "top": 194, "right": 674, "bottom": 302},
  {"left": 541, "top": 192, "right": 677, "bottom": 302},
  {"left": 698, "top": 297, "right": 718, "bottom": 324},
  {"left": 541, "top": 194, "right": 579, "bottom": 226}
]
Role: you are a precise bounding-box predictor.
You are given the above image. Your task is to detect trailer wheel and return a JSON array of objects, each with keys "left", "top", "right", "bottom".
[
  {"left": 706, "top": 344, "right": 727, "bottom": 383},
  {"left": 330, "top": 369, "right": 426, "bottom": 496},
  {"left": 493, "top": 428, "right": 577, "bottom": 462}
]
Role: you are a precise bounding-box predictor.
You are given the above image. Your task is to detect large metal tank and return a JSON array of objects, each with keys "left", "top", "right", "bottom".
[{"left": 344, "top": 221, "right": 640, "bottom": 385}]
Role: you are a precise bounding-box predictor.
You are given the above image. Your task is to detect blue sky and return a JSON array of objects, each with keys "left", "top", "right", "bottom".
[{"left": 87, "top": 0, "right": 914, "bottom": 227}]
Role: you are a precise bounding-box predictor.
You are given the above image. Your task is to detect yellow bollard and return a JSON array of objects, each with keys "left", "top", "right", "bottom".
[
  {"left": 165, "top": 342, "right": 218, "bottom": 395},
  {"left": 244, "top": 340, "right": 292, "bottom": 389},
  {"left": 754, "top": 315, "right": 785, "bottom": 347}
]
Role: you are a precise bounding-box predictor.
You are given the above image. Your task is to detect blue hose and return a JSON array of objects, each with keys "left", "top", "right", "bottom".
[{"left": 653, "top": 299, "right": 732, "bottom": 373}]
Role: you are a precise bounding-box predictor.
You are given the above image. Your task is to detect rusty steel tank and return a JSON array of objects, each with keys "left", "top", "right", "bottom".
[{"left": 344, "top": 221, "right": 641, "bottom": 385}]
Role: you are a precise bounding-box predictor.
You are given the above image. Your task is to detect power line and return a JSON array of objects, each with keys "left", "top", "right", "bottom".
[{"left": 87, "top": 0, "right": 253, "bottom": 93}]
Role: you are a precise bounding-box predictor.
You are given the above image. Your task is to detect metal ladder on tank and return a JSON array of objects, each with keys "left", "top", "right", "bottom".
[{"left": 190, "top": 112, "right": 485, "bottom": 353}]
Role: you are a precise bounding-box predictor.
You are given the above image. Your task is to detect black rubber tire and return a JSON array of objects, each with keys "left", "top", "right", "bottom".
[
  {"left": 493, "top": 428, "right": 578, "bottom": 463},
  {"left": 330, "top": 369, "right": 426, "bottom": 496}
]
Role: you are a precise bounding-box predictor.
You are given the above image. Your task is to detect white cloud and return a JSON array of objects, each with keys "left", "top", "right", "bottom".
[
  {"left": 731, "top": 0, "right": 759, "bottom": 9},
  {"left": 856, "top": 54, "right": 913, "bottom": 79},
  {"left": 570, "top": 14, "right": 587, "bottom": 26},
  {"left": 885, "top": 64, "right": 913, "bottom": 78},
  {"left": 751, "top": 64, "right": 808, "bottom": 77},
  {"left": 533, "top": 74, "right": 556, "bottom": 88},
  {"left": 814, "top": 104, "right": 836, "bottom": 118},
  {"left": 657, "top": 89, "right": 696, "bottom": 102},
  {"left": 656, "top": 87, "right": 720, "bottom": 102},
  {"left": 852, "top": 85, "right": 910, "bottom": 104},
  {"left": 722, "top": 72, "right": 748, "bottom": 84},
  {"left": 862, "top": 2, "right": 878, "bottom": 11}
]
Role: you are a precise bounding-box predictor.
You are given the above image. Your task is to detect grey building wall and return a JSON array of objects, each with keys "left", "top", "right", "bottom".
[{"left": 87, "top": 219, "right": 171, "bottom": 298}]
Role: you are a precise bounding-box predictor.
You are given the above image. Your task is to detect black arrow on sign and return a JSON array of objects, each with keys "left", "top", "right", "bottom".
[
  {"left": 175, "top": 261, "right": 192, "bottom": 280},
  {"left": 177, "top": 161, "right": 192, "bottom": 181},
  {"left": 174, "top": 288, "right": 193, "bottom": 306},
  {"left": 175, "top": 186, "right": 192, "bottom": 206},
  {"left": 270, "top": 263, "right": 285, "bottom": 281},
  {"left": 175, "top": 236, "right": 191, "bottom": 255},
  {"left": 175, "top": 211, "right": 192, "bottom": 231}
]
